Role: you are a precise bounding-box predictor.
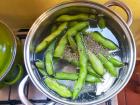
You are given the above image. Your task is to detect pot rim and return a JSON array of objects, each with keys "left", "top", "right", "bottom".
[
  {"left": 24, "top": 1, "right": 136, "bottom": 105},
  {"left": 0, "top": 21, "right": 17, "bottom": 81}
]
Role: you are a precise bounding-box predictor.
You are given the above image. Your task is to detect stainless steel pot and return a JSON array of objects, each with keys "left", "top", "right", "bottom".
[
  {"left": 19, "top": 0, "right": 136, "bottom": 105},
  {"left": 0, "top": 21, "right": 23, "bottom": 87}
]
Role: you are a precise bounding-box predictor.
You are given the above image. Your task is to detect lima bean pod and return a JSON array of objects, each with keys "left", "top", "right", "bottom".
[
  {"left": 51, "top": 25, "right": 57, "bottom": 32},
  {"left": 45, "top": 40, "right": 56, "bottom": 75},
  {"left": 54, "top": 35, "right": 67, "bottom": 58},
  {"left": 35, "top": 22, "right": 68, "bottom": 53},
  {"left": 87, "top": 65, "right": 102, "bottom": 78},
  {"left": 38, "top": 69, "right": 47, "bottom": 76},
  {"left": 88, "top": 50, "right": 105, "bottom": 76},
  {"left": 56, "top": 14, "right": 96, "bottom": 22},
  {"left": 54, "top": 22, "right": 88, "bottom": 58},
  {"left": 67, "top": 22, "right": 89, "bottom": 50},
  {"left": 35, "top": 60, "right": 44, "bottom": 69},
  {"left": 98, "top": 53, "right": 118, "bottom": 77},
  {"left": 73, "top": 33, "right": 88, "bottom": 99},
  {"left": 35, "top": 52, "right": 102, "bottom": 78},
  {"left": 68, "top": 21, "right": 78, "bottom": 27},
  {"left": 35, "top": 60, "right": 47, "bottom": 76},
  {"left": 89, "top": 32, "right": 118, "bottom": 50},
  {"left": 98, "top": 17, "right": 106, "bottom": 29},
  {"left": 55, "top": 72, "right": 102, "bottom": 83},
  {"left": 108, "top": 56, "right": 124, "bottom": 67},
  {"left": 35, "top": 59, "right": 101, "bottom": 79},
  {"left": 44, "top": 77, "right": 72, "bottom": 98},
  {"left": 63, "top": 57, "right": 102, "bottom": 78}
]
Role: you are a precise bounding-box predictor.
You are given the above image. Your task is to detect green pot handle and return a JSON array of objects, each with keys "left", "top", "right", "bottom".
[{"left": 4, "top": 64, "right": 24, "bottom": 85}]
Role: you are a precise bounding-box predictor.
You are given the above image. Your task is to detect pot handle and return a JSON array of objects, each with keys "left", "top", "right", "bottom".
[
  {"left": 18, "top": 75, "right": 56, "bottom": 105},
  {"left": 4, "top": 64, "right": 24, "bottom": 85},
  {"left": 104, "top": 0, "right": 133, "bottom": 27}
]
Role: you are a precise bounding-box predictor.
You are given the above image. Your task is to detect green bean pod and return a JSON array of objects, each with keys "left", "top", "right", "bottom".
[
  {"left": 38, "top": 69, "right": 47, "bottom": 76},
  {"left": 73, "top": 33, "right": 88, "bottom": 99},
  {"left": 63, "top": 57, "right": 79, "bottom": 67},
  {"left": 98, "top": 53, "right": 118, "bottom": 77},
  {"left": 86, "top": 74, "right": 102, "bottom": 83},
  {"left": 98, "top": 17, "right": 106, "bottom": 29},
  {"left": 87, "top": 65, "right": 102, "bottom": 78},
  {"left": 35, "top": 22, "right": 67, "bottom": 53},
  {"left": 63, "top": 57, "right": 101, "bottom": 77},
  {"left": 35, "top": 60, "right": 47, "bottom": 76},
  {"left": 51, "top": 25, "right": 57, "bottom": 32},
  {"left": 68, "top": 21, "right": 78, "bottom": 27},
  {"left": 45, "top": 41, "right": 56, "bottom": 75},
  {"left": 54, "top": 35, "right": 67, "bottom": 58},
  {"left": 88, "top": 50, "right": 105, "bottom": 76},
  {"left": 108, "top": 56, "right": 124, "bottom": 67},
  {"left": 67, "top": 22, "right": 89, "bottom": 50},
  {"left": 89, "top": 14, "right": 96, "bottom": 19},
  {"left": 89, "top": 32, "right": 118, "bottom": 50},
  {"left": 68, "top": 33, "right": 77, "bottom": 50},
  {"left": 35, "top": 60, "right": 44, "bottom": 69},
  {"left": 55, "top": 72, "right": 78, "bottom": 80},
  {"left": 44, "top": 77, "right": 72, "bottom": 98},
  {"left": 54, "top": 22, "right": 88, "bottom": 58},
  {"left": 56, "top": 14, "right": 96, "bottom": 22},
  {"left": 55, "top": 72, "right": 101, "bottom": 83},
  {"left": 35, "top": 58, "right": 101, "bottom": 78},
  {"left": 56, "top": 14, "right": 93, "bottom": 22}
]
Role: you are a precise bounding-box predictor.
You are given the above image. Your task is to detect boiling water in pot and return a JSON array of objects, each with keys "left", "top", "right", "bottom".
[{"left": 33, "top": 14, "right": 123, "bottom": 102}]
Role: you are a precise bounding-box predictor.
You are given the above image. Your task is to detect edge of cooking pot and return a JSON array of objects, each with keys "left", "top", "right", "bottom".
[
  {"left": 0, "top": 21, "right": 17, "bottom": 81},
  {"left": 24, "top": 1, "right": 136, "bottom": 105}
]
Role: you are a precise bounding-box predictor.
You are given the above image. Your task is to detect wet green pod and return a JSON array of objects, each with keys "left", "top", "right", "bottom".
[
  {"left": 63, "top": 57, "right": 101, "bottom": 78},
  {"left": 45, "top": 41, "right": 56, "bottom": 75},
  {"left": 108, "top": 56, "right": 124, "bottom": 67},
  {"left": 54, "top": 22, "right": 88, "bottom": 58},
  {"left": 68, "top": 33, "right": 77, "bottom": 50},
  {"left": 88, "top": 51, "right": 105, "bottom": 76},
  {"left": 55, "top": 72, "right": 78, "bottom": 80},
  {"left": 63, "top": 57, "right": 79, "bottom": 67},
  {"left": 87, "top": 65, "right": 102, "bottom": 78},
  {"left": 67, "top": 22, "right": 89, "bottom": 50},
  {"left": 86, "top": 74, "right": 102, "bottom": 83},
  {"left": 68, "top": 21, "right": 78, "bottom": 27},
  {"left": 35, "top": 60, "right": 44, "bottom": 69},
  {"left": 35, "top": 60, "right": 47, "bottom": 76},
  {"left": 51, "top": 25, "right": 57, "bottom": 32},
  {"left": 98, "top": 17, "right": 106, "bottom": 29},
  {"left": 35, "top": 22, "right": 68, "bottom": 53},
  {"left": 89, "top": 14, "right": 96, "bottom": 19},
  {"left": 56, "top": 14, "right": 96, "bottom": 22},
  {"left": 54, "top": 35, "right": 67, "bottom": 58},
  {"left": 44, "top": 77, "right": 72, "bottom": 98},
  {"left": 73, "top": 33, "right": 88, "bottom": 99},
  {"left": 90, "top": 32, "right": 118, "bottom": 50},
  {"left": 98, "top": 53, "right": 118, "bottom": 77},
  {"left": 38, "top": 69, "right": 47, "bottom": 76},
  {"left": 55, "top": 72, "right": 102, "bottom": 83},
  {"left": 35, "top": 58, "right": 101, "bottom": 78}
]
